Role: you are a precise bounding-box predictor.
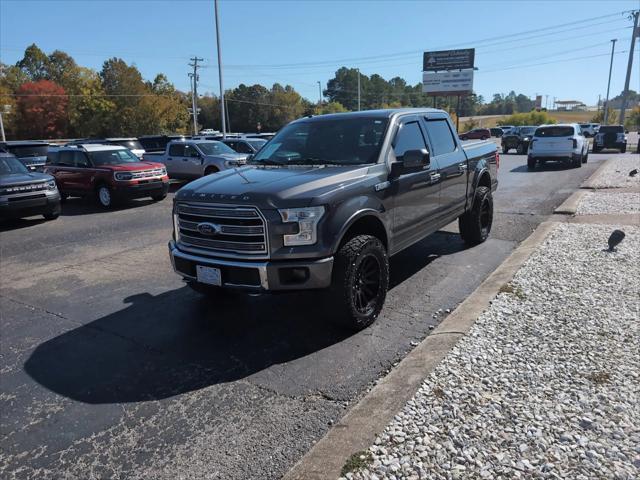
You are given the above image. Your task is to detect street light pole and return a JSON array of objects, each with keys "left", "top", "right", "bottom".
[
  {"left": 619, "top": 10, "right": 639, "bottom": 126},
  {"left": 604, "top": 39, "right": 617, "bottom": 125},
  {"left": 357, "top": 69, "right": 361, "bottom": 111},
  {"left": 317, "top": 81, "right": 322, "bottom": 105},
  {"left": 214, "top": 0, "right": 226, "bottom": 139},
  {"left": 0, "top": 112, "right": 5, "bottom": 142}
]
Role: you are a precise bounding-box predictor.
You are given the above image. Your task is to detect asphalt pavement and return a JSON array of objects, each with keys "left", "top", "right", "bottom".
[{"left": 0, "top": 151, "right": 612, "bottom": 479}]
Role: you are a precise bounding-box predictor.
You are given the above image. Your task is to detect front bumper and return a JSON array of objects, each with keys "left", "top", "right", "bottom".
[
  {"left": 0, "top": 191, "right": 61, "bottom": 219},
  {"left": 169, "top": 241, "right": 333, "bottom": 291},
  {"left": 112, "top": 180, "right": 169, "bottom": 199}
]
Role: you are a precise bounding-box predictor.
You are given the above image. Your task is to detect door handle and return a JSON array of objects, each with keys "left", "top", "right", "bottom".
[
  {"left": 429, "top": 172, "right": 441, "bottom": 184},
  {"left": 458, "top": 163, "right": 468, "bottom": 172}
]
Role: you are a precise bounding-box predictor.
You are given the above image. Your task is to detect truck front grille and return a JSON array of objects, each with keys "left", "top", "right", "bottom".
[{"left": 176, "top": 203, "right": 268, "bottom": 257}]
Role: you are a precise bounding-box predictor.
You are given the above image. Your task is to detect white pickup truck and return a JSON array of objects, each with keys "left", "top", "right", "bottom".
[{"left": 142, "top": 140, "right": 248, "bottom": 179}]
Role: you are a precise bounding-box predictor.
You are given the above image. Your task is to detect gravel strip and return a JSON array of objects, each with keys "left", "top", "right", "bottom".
[
  {"left": 576, "top": 192, "right": 640, "bottom": 215},
  {"left": 343, "top": 223, "right": 640, "bottom": 480},
  {"left": 588, "top": 156, "right": 640, "bottom": 189}
]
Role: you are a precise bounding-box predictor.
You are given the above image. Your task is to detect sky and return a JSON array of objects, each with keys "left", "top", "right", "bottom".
[{"left": 1, "top": 0, "right": 639, "bottom": 107}]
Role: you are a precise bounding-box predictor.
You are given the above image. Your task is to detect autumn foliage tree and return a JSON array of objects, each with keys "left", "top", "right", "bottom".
[{"left": 16, "top": 80, "right": 68, "bottom": 139}]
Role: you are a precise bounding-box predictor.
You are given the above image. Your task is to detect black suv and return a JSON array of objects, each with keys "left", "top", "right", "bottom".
[
  {"left": 0, "top": 151, "right": 61, "bottom": 221},
  {"left": 593, "top": 125, "right": 627, "bottom": 153},
  {"left": 501, "top": 126, "right": 537, "bottom": 154},
  {"left": 0, "top": 141, "right": 50, "bottom": 171}
]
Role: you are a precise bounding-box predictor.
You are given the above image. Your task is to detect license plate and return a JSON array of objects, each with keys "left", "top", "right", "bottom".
[{"left": 196, "top": 265, "right": 222, "bottom": 286}]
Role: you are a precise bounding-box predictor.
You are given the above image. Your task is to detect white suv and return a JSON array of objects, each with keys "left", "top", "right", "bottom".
[{"left": 527, "top": 124, "right": 589, "bottom": 170}]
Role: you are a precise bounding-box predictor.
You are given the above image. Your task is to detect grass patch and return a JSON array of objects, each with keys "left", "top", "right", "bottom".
[
  {"left": 498, "top": 282, "right": 526, "bottom": 299},
  {"left": 341, "top": 450, "right": 373, "bottom": 476},
  {"left": 586, "top": 371, "right": 611, "bottom": 385}
]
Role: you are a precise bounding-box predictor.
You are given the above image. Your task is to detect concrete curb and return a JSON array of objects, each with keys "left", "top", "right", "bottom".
[
  {"left": 581, "top": 157, "right": 614, "bottom": 190},
  {"left": 554, "top": 190, "right": 585, "bottom": 215},
  {"left": 283, "top": 221, "right": 559, "bottom": 480}
]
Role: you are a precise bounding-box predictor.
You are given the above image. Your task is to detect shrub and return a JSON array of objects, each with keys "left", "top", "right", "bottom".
[{"left": 497, "top": 111, "right": 557, "bottom": 126}]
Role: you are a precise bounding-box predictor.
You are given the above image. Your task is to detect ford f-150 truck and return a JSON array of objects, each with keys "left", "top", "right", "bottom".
[
  {"left": 143, "top": 140, "right": 248, "bottom": 179},
  {"left": 169, "top": 109, "right": 498, "bottom": 330}
]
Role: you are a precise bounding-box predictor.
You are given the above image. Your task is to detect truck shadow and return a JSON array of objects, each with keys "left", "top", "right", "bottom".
[
  {"left": 510, "top": 162, "right": 574, "bottom": 173},
  {"left": 23, "top": 231, "right": 464, "bottom": 404}
]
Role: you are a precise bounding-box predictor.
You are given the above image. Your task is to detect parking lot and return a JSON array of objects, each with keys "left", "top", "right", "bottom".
[{"left": 0, "top": 149, "right": 620, "bottom": 479}]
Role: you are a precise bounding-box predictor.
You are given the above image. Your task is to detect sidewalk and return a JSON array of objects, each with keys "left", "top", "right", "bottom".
[{"left": 335, "top": 156, "right": 639, "bottom": 480}]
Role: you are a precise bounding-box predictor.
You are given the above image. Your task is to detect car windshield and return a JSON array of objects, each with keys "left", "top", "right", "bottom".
[
  {"left": 111, "top": 140, "right": 144, "bottom": 150},
  {"left": 535, "top": 126, "right": 575, "bottom": 137},
  {"left": 6, "top": 145, "right": 48, "bottom": 158},
  {"left": 247, "top": 140, "right": 267, "bottom": 150},
  {"left": 89, "top": 149, "right": 140, "bottom": 165},
  {"left": 521, "top": 127, "right": 536, "bottom": 135},
  {"left": 579, "top": 124, "right": 590, "bottom": 128},
  {"left": 196, "top": 141, "right": 236, "bottom": 155},
  {"left": 0, "top": 155, "right": 29, "bottom": 175},
  {"left": 599, "top": 126, "right": 623, "bottom": 133},
  {"left": 252, "top": 117, "right": 389, "bottom": 166}
]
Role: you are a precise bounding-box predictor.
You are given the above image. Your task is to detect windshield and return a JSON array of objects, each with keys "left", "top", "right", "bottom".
[
  {"left": 579, "top": 124, "right": 590, "bottom": 128},
  {"left": 6, "top": 145, "right": 48, "bottom": 158},
  {"left": 111, "top": 140, "right": 144, "bottom": 150},
  {"left": 252, "top": 117, "right": 389, "bottom": 165},
  {"left": 0, "top": 155, "right": 29, "bottom": 175},
  {"left": 247, "top": 139, "right": 267, "bottom": 150},
  {"left": 599, "top": 126, "right": 623, "bottom": 133},
  {"left": 535, "top": 126, "right": 575, "bottom": 137},
  {"left": 521, "top": 127, "right": 536, "bottom": 135},
  {"left": 89, "top": 149, "right": 140, "bottom": 165},
  {"left": 196, "top": 141, "right": 236, "bottom": 155}
]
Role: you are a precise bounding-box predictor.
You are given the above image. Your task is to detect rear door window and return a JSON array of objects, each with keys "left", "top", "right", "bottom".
[
  {"left": 168, "top": 144, "right": 185, "bottom": 156},
  {"left": 424, "top": 119, "right": 456, "bottom": 157}
]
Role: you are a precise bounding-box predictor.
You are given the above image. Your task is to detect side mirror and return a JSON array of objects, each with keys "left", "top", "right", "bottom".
[{"left": 390, "top": 149, "right": 430, "bottom": 177}]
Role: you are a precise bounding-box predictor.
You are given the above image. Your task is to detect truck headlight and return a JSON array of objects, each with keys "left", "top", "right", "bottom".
[
  {"left": 278, "top": 206, "right": 325, "bottom": 246},
  {"left": 46, "top": 180, "right": 57, "bottom": 190},
  {"left": 114, "top": 171, "right": 133, "bottom": 181}
]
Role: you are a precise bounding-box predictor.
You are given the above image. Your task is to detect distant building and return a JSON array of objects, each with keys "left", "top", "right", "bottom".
[{"left": 555, "top": 100, "right": 587, "bottom": 111}]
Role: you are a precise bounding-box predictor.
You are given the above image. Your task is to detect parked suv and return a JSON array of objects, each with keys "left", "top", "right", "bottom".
[
  {"left": 45, "top": 144, "right": 169, "bottom": 208},
  {"left": 221, "top": 138, "right": 267, "bottom": 154},
  {"left": 1, "top": 151, "right": 61, "bottom": 220},
  {"left": 527, "top": 124, "right": 589, "bottom": 169},
  {"left": 0, "top": 141, "right": 49, "bottom": 171},
  {"left": 593, "top": 125, "right": 627, "bottom": 153},
  {"left": 169, "top": 109, "right": 498, "bottom": 330},
  {"left": 502, "top": 126, "right": 537, "bottom": 154},
  {"left": 459, "top": 128, "right": 490, "bottom": 140},
  {"left": 578, "top": 123, "right": 599, "bottom": 138}
]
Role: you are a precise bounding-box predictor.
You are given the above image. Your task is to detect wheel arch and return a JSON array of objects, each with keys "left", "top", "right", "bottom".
[{"left": 332, "top": 209, "right": 389, "bottom": 254}]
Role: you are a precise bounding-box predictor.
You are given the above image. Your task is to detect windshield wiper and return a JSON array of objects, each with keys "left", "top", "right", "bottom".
[
  {"left": 250, "top": 159, "right": 285, "bottom": 166},
  {"left": 287, "top": 158, "right": 343, "bottom": 166}
]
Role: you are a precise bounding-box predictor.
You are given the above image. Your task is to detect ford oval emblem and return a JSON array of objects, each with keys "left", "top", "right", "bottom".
[{"left": 197, "top": 222, "right": 221, "bottom": 236}]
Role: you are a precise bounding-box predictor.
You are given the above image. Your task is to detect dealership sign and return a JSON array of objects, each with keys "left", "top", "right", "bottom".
[
  {"left": 423, "top": 49, "right": 475, "bottom": 71},
  {"left": 422, "top": 70, "right": 474, "bottom": 95}
]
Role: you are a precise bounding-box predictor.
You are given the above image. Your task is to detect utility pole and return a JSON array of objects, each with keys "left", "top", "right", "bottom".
[
  {"left": 604, "top": 39, "right": 617, "bottom": 124},
  {"left": 0, "top": 112, "right": 5, "bottom": 142},
  {"left": 597, "top": 94, "right": 601, "bottom": 114},
  {"left": 619, "top": 10, "right": 639, "bottom": 126},
  {"left": 357, "top": 69, "right": 361, "bottom": 111},
  {"left": 188, "top": 56, "right": 204, "bottom": 135},
  {"left": 317, "top": 81, "right": 322, "bottom": 105},
  {"left": 214, "top": 0, "right": 227, "bottom": 138}
]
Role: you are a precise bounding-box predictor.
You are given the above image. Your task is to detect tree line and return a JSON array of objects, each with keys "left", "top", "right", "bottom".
[{"left": 1, "top": 44, "right": 563, "bottom": 140}]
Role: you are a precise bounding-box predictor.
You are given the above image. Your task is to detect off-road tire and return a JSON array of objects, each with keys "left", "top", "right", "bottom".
[
  {"left": 620, "top": 145, "right": 626, "bottom": 153},
  {"left": 328, "top": 234, "right": 389, "bottom": 331},
  {"left": 459, "top": 186, "right": 493, "bottom": 246},
  {"left": 527, "top": 156, "right": 536, "bottom": 170},
  {"left": 516, "top": 144, "right": 525, "bottom": 154},
  {"left": 502, "top": 146, "right": 509, "bottom": 154}
]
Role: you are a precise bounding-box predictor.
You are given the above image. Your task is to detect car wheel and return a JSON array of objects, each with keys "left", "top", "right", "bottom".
[
  {"left": 620, "top": 145, "right": 626, "bottom": 153},
  {"left": 527, "top": 156, "right": 536, "bottom": 170},
  {"left": 582, "top": 152, "right": 588, "bottom": 163},
  {"left": 573, "top": 155, "right": 582, "bottom": 168},
  {"left": 59, "top": 193, "right": 69, "bottom": 203},
  {"left": 592, "top": 146, "right": 600, "bottom": 153},
  {"left": 481, "top": 136, "right": 488, "bottom": 140},
  {"left": 43, "top": 212, "right": 59, "bottom": 220},
  {"left": 328, "top": 234, "right": 389, "bottom": 331},
  {"left": 96, "top": 185, "right": 113, "bottom": 208},
  {"left": 151, "top": 193, "right": 167, "bottom": 201},
  {"left": 502, "top": 146, "right": 509, "bottom": 154},
  {"left": 516, "top": 144, "right": 525, "bottom": 154},
  {"left": 459, "top": 186, "right": 493, "bottom": 246}
]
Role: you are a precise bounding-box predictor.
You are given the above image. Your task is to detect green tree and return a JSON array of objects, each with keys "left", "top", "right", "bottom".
[
  {"left": 498, "top": 111, "right": 557, "bottom": 126},
  {"left": 17, "top": 44, "right": 50, "bottom": 81},
  {"left": 314, "top": 101, "right": 348, "bottom": 115}
]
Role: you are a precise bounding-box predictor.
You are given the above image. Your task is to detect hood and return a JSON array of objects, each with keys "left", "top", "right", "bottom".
[
  {"left": 207, "top": 152, "right": 248, "bottom": 161},
  {"left": 175, "top": 164, "right": 371, "bottom": 208},
  {"left": 104, "top": 161, "right": 164, "bottom": 171},
  {"left": 0, "top": 171, "right": 53, "bottom": 187}
]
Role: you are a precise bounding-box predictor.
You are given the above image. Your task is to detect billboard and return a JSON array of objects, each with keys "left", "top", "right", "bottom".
[
  {"left": 422, "top": 70, "right": 474, "bottom": 95},
  {"left": 423, "top": 49, "right": 475, "bottom": 71},
  {"left": 535, "top": 95, "right": 543, "bottom": 111}
]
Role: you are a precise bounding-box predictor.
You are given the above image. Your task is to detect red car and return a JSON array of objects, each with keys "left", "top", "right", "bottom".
[
  {"left": 459, "top": 128, "right": 491, "bottom": 140},
  {"left": 44, "top": 144, "right": 169, "bottom": 208}
]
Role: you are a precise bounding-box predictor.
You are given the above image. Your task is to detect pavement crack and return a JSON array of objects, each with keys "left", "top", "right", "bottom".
[{"left": 1, "top": 295, "right": 69, "bottom": 320}]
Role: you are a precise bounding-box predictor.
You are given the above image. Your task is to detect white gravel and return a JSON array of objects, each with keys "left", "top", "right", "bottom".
[
  {"left": 588, "top": 156, "right": 640, "bottom": 189},
  {"left": 576, "top": 192, "right": 640, "bottom": 215},
  {"left": 344, "top": 223, "right": 640, "bottom": 480}
]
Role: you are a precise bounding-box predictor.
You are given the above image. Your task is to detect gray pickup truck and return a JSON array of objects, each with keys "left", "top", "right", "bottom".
[
  {"left": 143, "top": 140, "right": 248, "bottom": 179},
  {"left": 169, "top": 108, "right": 498, "bottom": 330}
]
